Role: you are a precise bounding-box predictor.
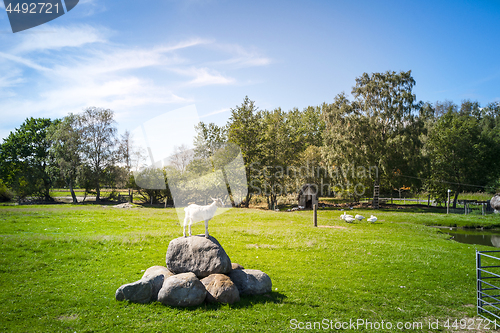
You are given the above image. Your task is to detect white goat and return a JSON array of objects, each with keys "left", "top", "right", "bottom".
[{"left": 183, "top": 198, "right": 224, "bottom": 238}]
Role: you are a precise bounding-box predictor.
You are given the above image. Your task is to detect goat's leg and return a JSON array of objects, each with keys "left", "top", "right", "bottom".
[
  {"left": 189, "top": 219, "right": 192, "bottom": 236},
  {"left": 183, "top": 216, "right": 187, "bottom": 237},
  {"left": 204, "top": 219, "right": 209, "bottom": 238}
]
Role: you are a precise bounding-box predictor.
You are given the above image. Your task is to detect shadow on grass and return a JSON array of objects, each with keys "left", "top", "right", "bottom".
[
  {"left": 118, "top": 292, "right": 287, "bottom": 312},
  {"left": 173, "top": 292, "right": 288, "bottom": 311}
]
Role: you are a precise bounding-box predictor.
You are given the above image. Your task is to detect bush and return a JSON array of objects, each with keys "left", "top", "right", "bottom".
[{"left": 0, "top": 180, "right": 13, "bottom": 202}]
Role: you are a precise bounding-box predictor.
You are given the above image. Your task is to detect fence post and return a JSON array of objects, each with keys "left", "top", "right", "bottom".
[
  {"left": 447, "top": 190, "right": 451, "bottom": 214},
  {"left": 464, "top": 200, "right": 467, "bottom": 215},
  {"left": 313, "top": 204, "right": 317, "bottom": 227},
  {"left": 477, "top": 251, "right": 482, "bottom": 314}
]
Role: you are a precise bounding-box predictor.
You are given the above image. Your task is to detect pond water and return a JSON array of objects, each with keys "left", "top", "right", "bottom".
[{"left": 439, "top": 228, "right": 500, "bottom": 248}]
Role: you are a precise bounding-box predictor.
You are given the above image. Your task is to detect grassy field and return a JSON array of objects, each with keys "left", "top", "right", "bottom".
[{"left": 1, "top": 204, "right": 500, "bottom": 332}]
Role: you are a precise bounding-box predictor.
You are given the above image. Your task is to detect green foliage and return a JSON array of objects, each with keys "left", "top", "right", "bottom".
[
  {"left": 296, "top": 145, "right": 327, "bottom": 186},
  {"left": 287, "top": 105, "right": 325, "bottom": 148},
  {"left": 133, "top": 166, "right": 172, "bottom": 204},
  {"left": 0, "top": 179, "right": 13, "bottom": 202},
  {"left": 194, "top": 122, "right": 227, "bottom": 159},
  {"left": 227, "top": 96, "right": 262, "bottom": 207},
  {"left": 77, "top": 107, "right": 119, "bottom": 201},
  {"left": 322, "top": 71, "right": 425, "bottom": 200},
  {"left": 425, "top": 102, "right": 500, "bottom": 205},
  {"left": 0, "top": 117, "right": 57, "bottom": 200},
  {"left": 258, "top": 108, "right": 300, "bottom": 209},
  {"left": 47, "top": 114, "right": 82, "bottom": 203},
  {"left": 224, "top": 97, "right": 327, "bottom": 208}
]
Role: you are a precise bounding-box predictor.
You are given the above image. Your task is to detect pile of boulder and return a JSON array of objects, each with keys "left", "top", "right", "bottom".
[{"left": 115, "top": 235, "right": 272, "bottom": 306}]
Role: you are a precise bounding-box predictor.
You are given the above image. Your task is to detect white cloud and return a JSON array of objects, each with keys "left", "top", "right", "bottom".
[
  {"left": 200, "top": 108, "right": 230, "bottom": 118},
  {"left": 39, "top": 76, "right": 188, "bottom": 111},
  {"left": 211, "top": 43, "right": 272, "bottom": 68},
  {"left": 76, "top": 0, "right": 106, "bottom": 16},
  {"left": 172, "top": 67, "right": 235, "bottom": 87},
  {"left": 161, "top": 38, "right": 213, "bottom": 52},
  {"left": 13, "top": 25, "right": 107, "bottom": 53},
  {"left": 0, "top": 69, "right": 24, "bottom": 89},
  {"left": 0, "top": 27, "right": 269, "bottom": 136},
  {"left": 47, "top": 38, "right": 210, "bottom": 79},
  {"left": 0, "top": 51, "right": 50, "bottom": 71}
]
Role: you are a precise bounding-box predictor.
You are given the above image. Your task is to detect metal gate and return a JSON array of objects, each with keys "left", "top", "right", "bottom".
[{"left": 476, "top": 250, "right": 500, "bottom": 328}]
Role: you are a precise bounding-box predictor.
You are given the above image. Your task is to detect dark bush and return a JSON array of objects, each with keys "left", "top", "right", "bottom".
[{"left": 0, "top": 180, "right": 13, "bottom": 202}]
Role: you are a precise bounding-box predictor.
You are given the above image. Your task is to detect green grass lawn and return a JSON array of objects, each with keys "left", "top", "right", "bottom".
[{"left": 1, "top": 204, "right": 500, "bottom": 332}]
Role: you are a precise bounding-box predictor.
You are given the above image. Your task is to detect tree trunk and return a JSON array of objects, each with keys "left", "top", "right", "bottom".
[
  {"left": 42, "top": 165, "right": 52, "bottom": 202},
  {"left": 221, "top": 169, "right": 236, "bottom": 207},
  {"left": 244, "top": 192, "right": 252, "bottom": 208},
  {"left": 129, "top": 188, "right": 132, "bottom": 203},
  {"left": 43, "top": 181, "right": 52, "bottom": 202},
  {"left": 267, "top": 193, "right": 277, "bottom": 210},
  {"left": 453, "top": 191, "right": 459, "bottom": 209},
  {"left": 69, "top": 182, "right": 78, "bottom": 204},
  {"left": 96, "top": 184, "right": 100, "bottom": 202}
]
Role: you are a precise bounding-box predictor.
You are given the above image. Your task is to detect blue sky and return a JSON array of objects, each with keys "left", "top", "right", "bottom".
[{"left": 1, "top": 0, "right": 500, "bottom": 143}]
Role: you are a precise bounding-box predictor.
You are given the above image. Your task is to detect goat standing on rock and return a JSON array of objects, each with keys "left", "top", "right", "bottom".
[{"left": 184, "top": 198, "right": 224, "bottom": 238}]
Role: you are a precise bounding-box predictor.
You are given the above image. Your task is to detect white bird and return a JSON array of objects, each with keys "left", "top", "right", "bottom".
[
  {"left": 367, "top": 215, "right": 377, "bottom": 223},
  {"left": 355, "top": 214, "right": 365, "bottom": 221},
  {"left": 344, "top": 215, "right": 356, "bottom": 223},
  {"left": 340, "top": 212, "right": 354, "bottom": 220}
]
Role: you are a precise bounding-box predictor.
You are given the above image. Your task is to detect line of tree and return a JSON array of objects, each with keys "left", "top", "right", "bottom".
[
  {"left": 194, "top": 71, "right": 500, "bottom": 209},
  {"left": 0, "top": 107, "right": 136, "bottom": 203},
  {"left": 1, "top": 70, "right": 499, "bottom": 208}
]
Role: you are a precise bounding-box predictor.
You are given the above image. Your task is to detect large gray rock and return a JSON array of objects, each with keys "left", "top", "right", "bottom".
[
  {"left": 115, "top": 279, "right": 153, "bottom": 304},
  {"left": 228, "top": 269, "right": 272, "bottom": 295},
  {"left": 166, "top": 235, "right": 231, "bottom": 278},
  {"left": 157, "top": 272, "right": 207, "bottom": 307},
  {"left": 201, "top": 274, "right": 240, "bottom": 304},
  {"left": 115, "top": 266, "right": 172, "bottom": 303},
  {"left": 491, "top": 194, "right": 500, "bottom": 213},
  {"left": 142, "top": 266, "right": 175, "bottom": 301}
]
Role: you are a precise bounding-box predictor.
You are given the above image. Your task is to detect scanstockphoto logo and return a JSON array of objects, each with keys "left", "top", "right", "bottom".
[
  {"left": 131, "top": 105, "right": 248, "bottom": 225},
  {"left": 3, "top": 0, "right": 79, "bottom": 33}
]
